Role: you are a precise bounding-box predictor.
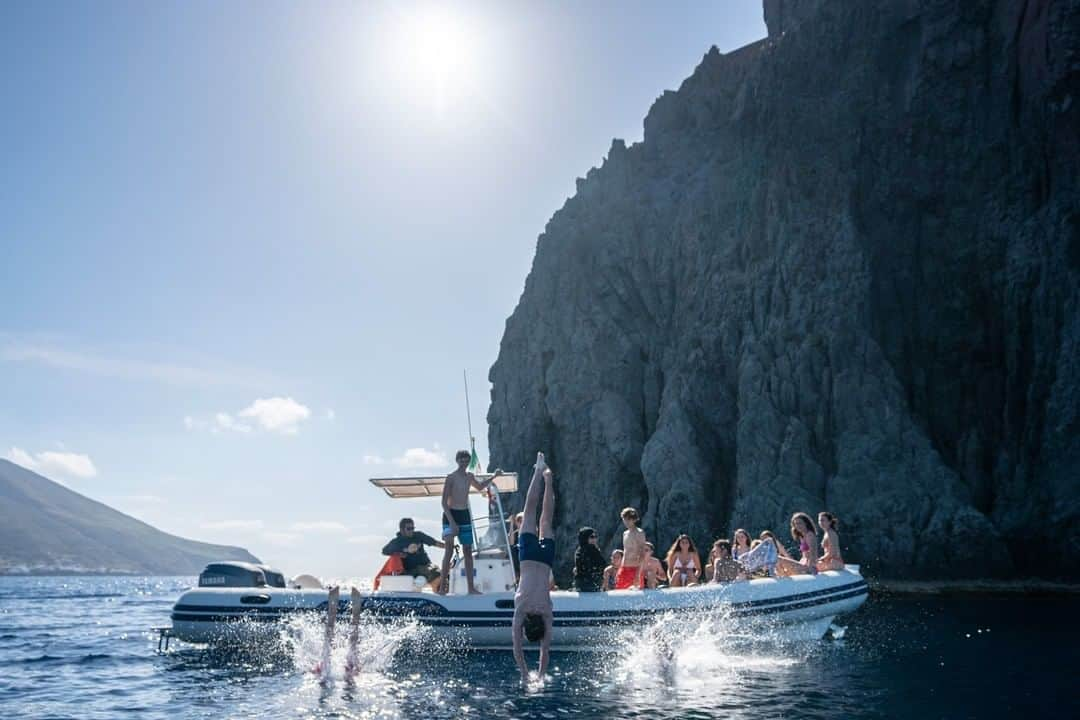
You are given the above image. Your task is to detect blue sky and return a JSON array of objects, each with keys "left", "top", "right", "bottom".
[{"left": 1, "top": 0, "right": 765, "bottom": 578}]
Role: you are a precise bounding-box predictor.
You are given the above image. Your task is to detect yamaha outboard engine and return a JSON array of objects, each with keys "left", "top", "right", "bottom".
[
  {"left": 198, "top": 561, "right": 267, "bottom": 588},
  {"left": 258, "top": 565, "right": 287, "bottom": 588}
]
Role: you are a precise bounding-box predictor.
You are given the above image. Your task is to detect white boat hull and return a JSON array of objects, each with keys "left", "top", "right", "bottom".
[{"left": 170, "top": 567, "right": 868, "bottom": 648}]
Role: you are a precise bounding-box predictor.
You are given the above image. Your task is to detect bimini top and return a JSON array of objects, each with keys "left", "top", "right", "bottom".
[{"left": 369, "top": 472, "right": 519, "bottom": 499}]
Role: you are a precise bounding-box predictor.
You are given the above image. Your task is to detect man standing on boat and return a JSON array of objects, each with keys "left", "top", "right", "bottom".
[
  {"left": 512, "top": 452, "right": 555, "bottom": 683},
  {"left": 439, "top": 450, "right": 501, "bottom": 595}
]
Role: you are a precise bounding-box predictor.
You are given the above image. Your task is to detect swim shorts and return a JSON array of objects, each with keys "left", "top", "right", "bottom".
[
  {"left": 442, "top": 508, "right": 474, "bottom": 546},
  {"left": 614, "top": 565, "right": 641, "bottom": 590},
  {"left": 518, "top": 531, "right": 555, "bottom": 567}
]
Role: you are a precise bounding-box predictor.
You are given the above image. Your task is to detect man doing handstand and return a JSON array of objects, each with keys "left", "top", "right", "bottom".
[{"left": 512, "top": 451, "right": 556, "bottom": 683}]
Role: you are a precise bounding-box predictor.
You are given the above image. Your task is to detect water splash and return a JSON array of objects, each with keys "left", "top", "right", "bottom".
[
  {"left": 280, "top": 609, "right": 431, "bottom": 683},
  {"left": 605, "top": 604, "right": 805, "bottom": 706}
]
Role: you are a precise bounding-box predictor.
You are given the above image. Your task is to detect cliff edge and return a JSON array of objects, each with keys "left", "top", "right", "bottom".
[{"left": 488, "top": 0, "right": 1080, "bottom": 580}]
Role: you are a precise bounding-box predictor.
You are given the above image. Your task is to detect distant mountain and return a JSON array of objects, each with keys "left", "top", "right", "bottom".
[{"left": 0, "top": 459, "right": 259, "bottom": 575}]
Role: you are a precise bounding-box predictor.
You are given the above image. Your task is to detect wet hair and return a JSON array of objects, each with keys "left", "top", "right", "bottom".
[
  {"left": 790, "top": 512, "right": 816, "bottom": 540},
  {"left": 818, "top": 511, "right": 839, "bottom": 530},
  {"left": 714, "top": 539, "right": 732, "bottom": 557},
  {"left": 455, "top": 450, "right": 471, "bottom": 462},
  {"left": 620, "top": 507, "right": 640, "bottom": 523},
  {"left": 732, "top": 528, "right": 751, "bottom": 549},
  {"left": 611, "top": 549, "right": 624, "bottom": 560},
  {"left": 399, "top": 517, "right": 414, "bottom": 531},
  {"left": 523, "top": 613, "right": 545, "bottom": 642}
]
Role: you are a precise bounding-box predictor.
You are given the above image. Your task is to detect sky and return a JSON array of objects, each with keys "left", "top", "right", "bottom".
[{"left": 0, "top": 0, "right": 766, "bottom": 578}]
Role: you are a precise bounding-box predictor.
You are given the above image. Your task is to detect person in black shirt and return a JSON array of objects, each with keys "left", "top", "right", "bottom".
[
  {"left": 382, "top": 517, "right": 445, "bottom": 590},
  {"left": 573, "top": 526, "right": 606, "bottom": 592}
]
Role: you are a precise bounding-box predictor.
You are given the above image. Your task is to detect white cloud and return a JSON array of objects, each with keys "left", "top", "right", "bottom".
[
  {"left": 201, "top": 519, "right": 264, "bottom": 531},
  {"left": 184, "top": 397, "right": 311, "bottom": 436},
  {"left": 214, "top": 412, "right": 252, "bottom": 434},
  {"left": 325, "top": 408, "right": 336, "bottom": 421},
  {"left": 5, "top": 446, "right": 98, "bottom": 479},
  {"left": 362, "top": 454, "right": 386, "bottom": 465},
  {"left": 238, "top": 397, "right": 311, "bottom": 434},
  {"left": 261, "top": 531, "right": 302, "bottom": 547},
  {"left": 289, "top": 521, "right": 349, "bottom": 534},
  {"left": 394, "top": 447, "right": 447, "bottom": 469}
]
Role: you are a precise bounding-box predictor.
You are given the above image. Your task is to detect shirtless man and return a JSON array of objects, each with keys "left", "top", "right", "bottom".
[
  {"left": 439, "top": 450, "right": 501, "bottom": 595},
  {"left": 512, "top": 452, "right": 556, "bottom": 683},
  {"left": 641, "top": 542, "right": 666, "bottom": 589},
  {"left": 614, "top": 507, "right": 647, "bottom": 589}
]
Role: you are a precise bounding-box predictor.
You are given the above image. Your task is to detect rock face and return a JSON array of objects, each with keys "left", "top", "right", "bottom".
[
  {"left": 488, "top": 0, "right": 1080, "bottom": 580},
  {"left": 0, "top": 459, "right": 260, "bottom": 575}
]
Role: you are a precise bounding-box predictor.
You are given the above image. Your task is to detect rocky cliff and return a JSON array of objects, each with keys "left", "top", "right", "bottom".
[{"left": 488, "top": 0, "right": 1080, "bottom": 580}]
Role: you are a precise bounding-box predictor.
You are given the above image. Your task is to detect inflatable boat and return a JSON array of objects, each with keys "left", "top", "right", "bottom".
[{"left": 168, "top": 473, "right": 868, "bottom": 648}]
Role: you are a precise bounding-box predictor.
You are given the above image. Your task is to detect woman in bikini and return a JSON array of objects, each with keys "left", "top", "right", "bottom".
[
  {"left": 772, "top": 513, "right": 818, "bottom": 576},
  {"left": 665, "top": 534, "right": 702, "bottom": 587},
  {"left": 816, "top": 511, "right": 845, "bottom": 571}
]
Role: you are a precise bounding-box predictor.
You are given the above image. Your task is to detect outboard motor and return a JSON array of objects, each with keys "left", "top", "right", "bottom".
[
  {"left": 198, "top": 561, "right": 267, "bottom": 588},
  {"left": 258, "top": 566, "right": 287, "bottom": 588}
]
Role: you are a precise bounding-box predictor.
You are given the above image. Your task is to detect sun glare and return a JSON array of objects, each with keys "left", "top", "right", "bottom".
[{"left": 394, "top": 7, "right": 478, "bottom": 115}]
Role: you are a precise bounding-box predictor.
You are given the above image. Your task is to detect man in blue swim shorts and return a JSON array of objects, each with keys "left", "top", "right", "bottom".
[
  {"left": 513, "top": 451, "right": 556, "bottom": 683},
  {"left": 439, "top": 449, "right": 501, "bottom": 595}
]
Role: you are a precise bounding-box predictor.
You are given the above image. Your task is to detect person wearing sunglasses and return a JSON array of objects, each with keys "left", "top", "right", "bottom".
[
  {"left": 573, "top": 526, "right": 606, "bottom": 592},
  {"left": 381, "top": 517, "right": 446, "bottom": 591}
]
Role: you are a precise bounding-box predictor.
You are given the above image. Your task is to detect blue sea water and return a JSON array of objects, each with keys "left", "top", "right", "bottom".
[{"left": 0, "top": 576, "right": 1077, "bottom": 719}]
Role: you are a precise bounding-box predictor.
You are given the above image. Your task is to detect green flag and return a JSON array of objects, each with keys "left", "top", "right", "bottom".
[{"left": 468, "top": 442, "right": 481, "bottom": 473}]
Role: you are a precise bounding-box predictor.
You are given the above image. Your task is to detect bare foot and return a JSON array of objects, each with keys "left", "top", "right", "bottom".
[{"left": 468, "top": 588, "right": 483, "bottom": 595}]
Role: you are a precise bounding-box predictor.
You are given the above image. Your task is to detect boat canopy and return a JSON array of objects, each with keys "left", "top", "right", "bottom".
[{"left": 369, "top": 472, "right": 519, "bottom": 499}]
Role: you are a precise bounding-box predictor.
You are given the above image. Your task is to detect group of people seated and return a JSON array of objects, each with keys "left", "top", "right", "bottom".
[{"left": 571, "top": 508, "right": 845, "bottom": 592}]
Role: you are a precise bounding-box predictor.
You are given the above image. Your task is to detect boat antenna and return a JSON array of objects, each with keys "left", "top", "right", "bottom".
[{"left": 463, "top": 368, "right": 475, "bottom": 455}]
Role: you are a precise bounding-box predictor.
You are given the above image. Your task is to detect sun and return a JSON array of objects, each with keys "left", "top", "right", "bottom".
[{"left": 394, "top": 7, "right": 478, "bottom": 114}]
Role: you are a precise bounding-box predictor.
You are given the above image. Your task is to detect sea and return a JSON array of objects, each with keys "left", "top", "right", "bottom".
[{"left": 0, "top": 576, "right": 1077, "bottom": 720}]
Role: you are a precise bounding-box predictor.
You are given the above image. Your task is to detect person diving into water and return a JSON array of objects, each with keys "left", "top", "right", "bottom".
[{"left": 512, "top": 452, "right": 556, "bottom": 683}]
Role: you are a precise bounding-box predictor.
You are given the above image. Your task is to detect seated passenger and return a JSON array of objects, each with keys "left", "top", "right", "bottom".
[
  {"left": 665, "top": 534, "right": 702, "bottom": 587},
  {"left": 573, "top": 526, "right": 607, "bottom": 592},
  {"left": 732, "top": 528, "right": 753, "bottom": 562},
  {"left": 710, "top": 540, "right": 741, "bottom": 583},
  {"left": 704, "top": 541, "right": 721, "bottom": 582},
  {"left": 641, "top": 542, "right": 665, "bottom": 589},
  {"left": 602, "top": 549, "right": 623, "bottom": 591},
  {"left": 773, "top": 513, "right": 818, "bottom": 577},
  {"left": 381, "top": 517, "right": 446, "bottom": 591},
  {"left": 737, "top": 535, "right": 779, "bottom": 577},
  {"left": 816, "top": 512, "right": 845, "bottom": 572}
]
